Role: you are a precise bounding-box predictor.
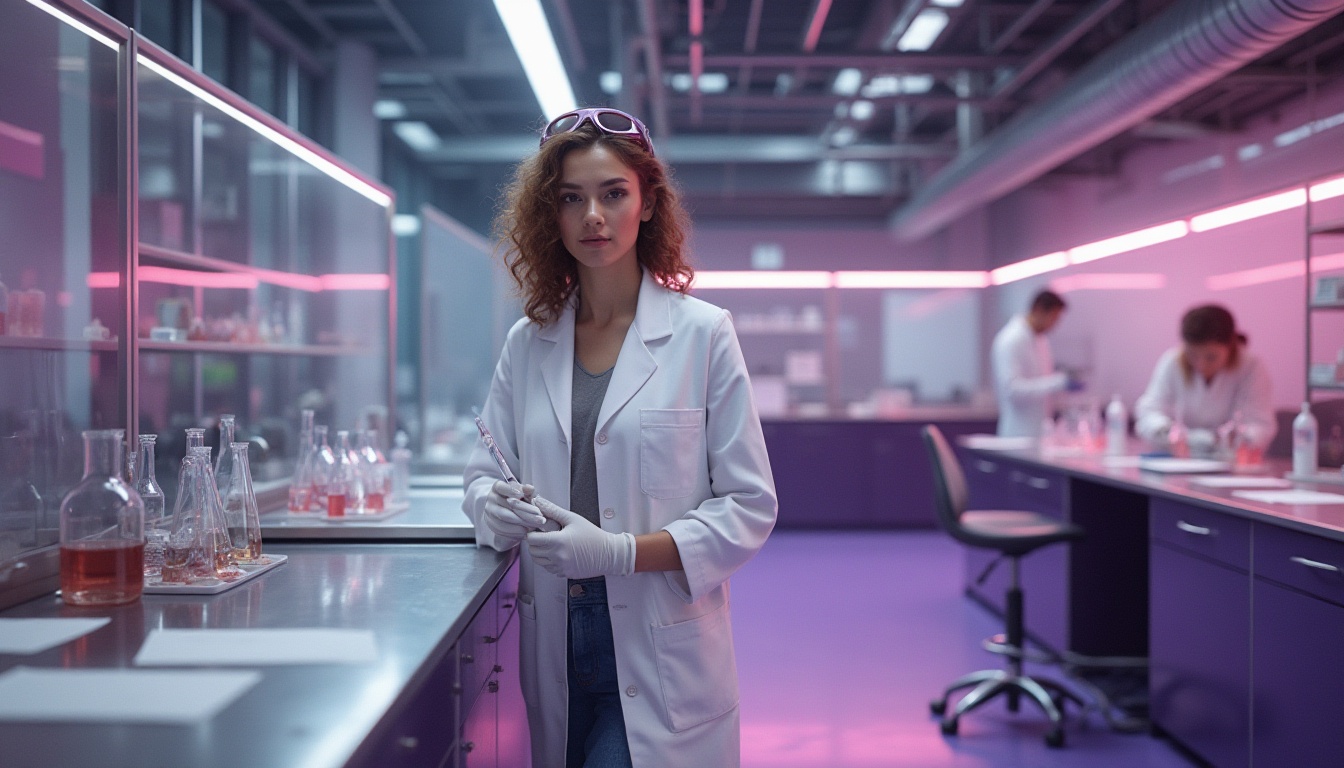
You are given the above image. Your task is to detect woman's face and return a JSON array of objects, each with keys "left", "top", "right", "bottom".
[
  {"left": 556, "top": 144, "right": 654, "bottom": 273},
  {"left": 1185, "top": 341, "right": 1232, "bottom": 380}
]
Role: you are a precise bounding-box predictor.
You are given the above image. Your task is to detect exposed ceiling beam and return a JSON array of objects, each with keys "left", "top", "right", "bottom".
[
  {"left": 987, "top": 0, "right": 1056, "bottom": 54},
  {"left": 370, "top": 0, "right": 428, "bottom": 57},
  {"left": 663, "top": 53, "right": 1019, "bottom": 70},
  {"left": 636, "top": 0, "right": 672, "bottom": 138},
  {"left": 988, "top": 0, "right": 1128, "bottom": 104},
  {"left": 665, "top": 94, "right": 1008, "bottom": 111},
  {"left": 276, "top": 0, "right": 338, "bottom": 45},
  {"left": 412, "top": 134, "right": 956, "bottom": 164}
]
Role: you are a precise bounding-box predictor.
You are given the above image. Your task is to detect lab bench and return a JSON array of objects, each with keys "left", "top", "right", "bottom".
[
  {"left": 762, "top": 413, "right": 995, "bottom": 528},
  {"left": 0, "top": 543, "right": 527, "bottom": 768},
  {"left": 260, "top": 486, "right": 475, "bottom": 541},
  {"left": 957, "top": 443, "right": 1344, "bottom": 767}
]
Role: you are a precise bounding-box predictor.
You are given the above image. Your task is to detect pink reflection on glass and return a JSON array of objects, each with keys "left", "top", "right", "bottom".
[
  {"left": 1207, "top": 251, "right": 1344, "bottom": 291},
  {"left": 87, "top": 272, "right": 120, "bottom": 289},
  {"left": 1050, "top": 273, "right": 1166, "bottom": 293},
  {"left": 139, "top": 266, "right": 259, "bottom": 289}
]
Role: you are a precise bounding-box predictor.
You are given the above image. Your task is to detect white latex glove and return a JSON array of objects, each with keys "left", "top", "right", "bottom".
[
  {"left": 526, "top": 496, "right": 636, "bottom": 579},
  {"left": 482, "top": 480, "right": 543, "bottom": 544}
]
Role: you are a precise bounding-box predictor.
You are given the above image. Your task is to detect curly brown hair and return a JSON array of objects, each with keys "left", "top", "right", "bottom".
[{"left": 494, "top": 123, "right": 694, "bottom": 325}]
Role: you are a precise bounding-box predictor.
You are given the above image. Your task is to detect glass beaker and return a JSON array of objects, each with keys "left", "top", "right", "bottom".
[
  {"left": 136, "top": 434, "right": 167, "bottom": 578},
  {"left": 59, "top": 430, "right": 145, "bottom": 606},
  {"left": 220, "top": 443, "right": 263, "bottom": 563},
  {"left": 310, "top": 425, "right": 337, "bottom": 512}
]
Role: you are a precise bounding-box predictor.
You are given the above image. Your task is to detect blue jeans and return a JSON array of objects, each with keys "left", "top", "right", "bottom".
[{"left": 566, "top": 577, "right": 633, "bottom": 768}]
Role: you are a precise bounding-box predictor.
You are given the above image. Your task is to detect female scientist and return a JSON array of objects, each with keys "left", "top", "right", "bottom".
[
  {"left": 462, "top": 108, "right": 777, "bottom": 768},
  {"left": 1135, "top": 304, "right": 1275, "bottom": 453}
]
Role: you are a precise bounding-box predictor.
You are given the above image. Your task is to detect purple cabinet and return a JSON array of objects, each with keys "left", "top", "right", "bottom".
[
  {"left": 1251, "top": 525, "right": 1344, "bottom": 768},
  {"left": 761, "top": 418, "right": 994, "bottom": 528},
  {"left": 1148, "top": 541, "right": 1251, "bottom": 768}
]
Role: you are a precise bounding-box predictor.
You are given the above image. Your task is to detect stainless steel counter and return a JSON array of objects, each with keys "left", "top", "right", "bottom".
[
  {"left": 261, "top": 487, "right": 475, "bottom": 541},
  {"left": 0, "top": 543, "right": 512, "bottom": 768}
]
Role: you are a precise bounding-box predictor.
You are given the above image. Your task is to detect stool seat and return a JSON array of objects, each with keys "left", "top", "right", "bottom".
[{"left": 959, "top": 510, "right": 1083, "bottom": 556}]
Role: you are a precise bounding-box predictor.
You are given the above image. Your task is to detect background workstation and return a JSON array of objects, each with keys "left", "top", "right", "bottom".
[{"left": 3, "top": 0, "right": 1344, "bottom": 766}]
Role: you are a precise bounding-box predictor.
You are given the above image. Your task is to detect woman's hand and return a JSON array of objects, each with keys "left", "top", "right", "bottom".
[
  {"left": 482, "top": 480, "right": 544, "bottom": 545},
  {"left": 526, "top": 496, "right": 636, "bottom": 579}
]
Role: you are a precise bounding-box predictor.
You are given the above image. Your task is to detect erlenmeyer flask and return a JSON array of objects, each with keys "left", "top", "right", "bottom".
[
  {"left": 186, "top": 428, "right": 205, "bottom": 450},
  {"left": 137, "top": 434, "right": 167, "bottom": 578},
  {"left": 356, "top": 430, "right": 387, "bottom": 511},
  {"left": 311, "top": 425, "right": 337, "bottom": 513},
  {"left": 287, "top": 409, "right": 315, "bottom": 513},
  {"left": 328, "top": 430, "right": 363, "bottom": 517},
  {"left": 192, "top": 446, "right": 242, "bottom": 580},
  {"left": 220, "top": 442, "right": 263, "bottom": 563},
  {"left": 162, "top": 450, "right": 216, "bottom": 584},
  {"left": 214, "top": 415, "right": 237, "bottom": 496}
]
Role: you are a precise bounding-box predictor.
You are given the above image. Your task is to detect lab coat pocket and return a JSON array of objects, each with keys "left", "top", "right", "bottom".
[
  {"left": 640, "top": 409, "right": 705, "bottom": 499},
  {"left": 651, "top": 602, "right": 739, "bottom": 732},
  {"left": 518, "top": 596, "right": 541, "bottom": 709}
]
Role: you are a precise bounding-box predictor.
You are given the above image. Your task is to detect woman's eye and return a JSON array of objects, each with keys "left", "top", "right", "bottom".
[
  {"left": 560, "top": 193, "right": 581, "bottom": 204},
  {"left": 606, "top": 188, "right": 628, "bottom": 200}
]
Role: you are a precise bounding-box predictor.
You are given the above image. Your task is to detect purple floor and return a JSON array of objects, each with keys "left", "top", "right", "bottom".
[{"left": 731, "top": 531, "right": 1200, "bottom": 768}]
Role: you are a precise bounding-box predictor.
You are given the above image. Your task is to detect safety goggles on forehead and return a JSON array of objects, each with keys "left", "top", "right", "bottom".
[{"left": 541, "top": 108, "right": 655, "bottom": 157}]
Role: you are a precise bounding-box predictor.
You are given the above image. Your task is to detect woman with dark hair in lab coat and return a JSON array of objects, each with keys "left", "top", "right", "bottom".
[
  {"left": 462, "top": 109, "right": 777, "bottom": 768},
  {"left": 1135, "top": 304, "right": 1276, "bottom": 454}
]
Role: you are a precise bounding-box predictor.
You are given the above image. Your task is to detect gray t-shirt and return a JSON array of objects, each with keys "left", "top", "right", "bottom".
[{"left": 570, "top": 360, "right": 613, "bottom": 526}]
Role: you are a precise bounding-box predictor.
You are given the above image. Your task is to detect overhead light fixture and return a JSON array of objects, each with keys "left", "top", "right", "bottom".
[
  {"left": 139, "top": 56, "right": 393, "bottom": 208},
  {"left": 1050, "top": 273, "right": 1167, "bottom": 293},
  {"left": 896, "top": 9, "right": 949, "bottom": 52},
  {"left": 670, "top": 73, "right": 693, "bottom": 92},
  {"left": 491, "top": 0, "right": 577, "bottom": 120},
  {"left": 775, "top": 73, "right": 794, "bottom": 96},
  {"left": 699, "top": 73, "right": 729, "bottom": 93},
  {"left": 373, "top": 100, "right": 407, "bottom": 120},
  {"left": 832, "top": 68, "right": 863, "bottom": 96},
  {"left": 802, "top": 0, "right": 835, "bottom": 52},
  {"left": 829, "top": 127, "right": 858, "bottom": 147},
  {"left": 392, "top": 121, "right": 441, "bottom": 153},
  {"left": 600, "top": 71, "right": 622, "bottom": 95},
  {"left": 850, "top": 100, "right": 875, "bottom": 121},
  {"left": 929, "top": 0, "right": 964, "bottom": 5},
  {"left": 834, "top": 271, "right": 990, "bottom": 289},
  {"left": 392, "top": 214, "right": 421, "bottom": 237},
  {"left": 990, "top": 252, "right": 1069, "bottom": 285},
  {"left": 1189, "top": 188, "right": 1305, "bottom": 232},
  {"left": 1068, "top": 221, "right": 1187, "bottom": 264},
  {"left": 1311, "top": 177, "right": 1344, "bottom": 202},
  {"left": 692, "top": 271, "right": 833, "bottom": 289}
]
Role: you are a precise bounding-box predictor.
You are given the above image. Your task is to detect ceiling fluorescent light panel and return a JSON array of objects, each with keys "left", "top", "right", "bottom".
[
  {"left": 897, "top": 10, "right": 949, "bottom": 52},
  {"left": 492, "top": 0, "right": 577, "bottom": 119}
]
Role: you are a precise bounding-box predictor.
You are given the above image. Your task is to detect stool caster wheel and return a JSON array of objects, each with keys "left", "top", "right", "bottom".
[
  {"left": 1045, "top": 729, "right": 1065, "bottom": 748},
  {"left": 929, "top": 698, "right": 947, "bottom": 716},
  {"left": 940, "top": 718, "right": 959, "bottom": 737}
]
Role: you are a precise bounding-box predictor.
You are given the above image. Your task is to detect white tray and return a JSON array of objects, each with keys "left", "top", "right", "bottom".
[
  {"left": 266, "top": 501, "right": 410, "bottom": 523},
  {"left": 1138, "top": 457, "right": 1231, "bottom": 474},
  {"left": 143, "top": 554, "right": 287, "bottom": 595}
]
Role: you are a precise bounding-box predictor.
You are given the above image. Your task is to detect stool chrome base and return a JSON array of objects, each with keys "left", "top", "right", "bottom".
[{"left": 930, "top": 665, "right": 1085, "bottom": 748}]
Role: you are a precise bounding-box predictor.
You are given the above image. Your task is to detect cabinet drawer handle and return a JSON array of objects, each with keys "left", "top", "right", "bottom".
[
  {"left": 976, "top": 460, "right": 997, "bottom": 473},
  {"left": 1176, "top": 521, "right": 1212, "bottom": 536},
  {"left": 1290, "top": 556, "right": 1341, "bottom": 573},
  {"left": 1027, "top": 477, "right": 1050, "bottom": 490}
]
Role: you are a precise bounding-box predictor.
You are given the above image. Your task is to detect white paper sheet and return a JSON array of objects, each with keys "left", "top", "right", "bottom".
[
  {"left": 0, "top": 667, "right": 260, "bottom": 724},
  {"left": 133, "top": 628, "right": 378, "bottom": 666},
  {"left": 1101, "top": 456, "right": 1145, "bottom": 467},
  {"left": 0, "top": 618, "right": 111, "bottom": 655},
  {"left": 1138, "top": 458, "right": 1231, "bottom": 474},
  {"left": 961, "top": 434, "right": 1034, "bottom": 451},
  {"left": 1189, "top": 476, "right": 1293, "bottom": 489},
  {"left": 1233, "top": 489, "right": 1344, "bottom": 505}
]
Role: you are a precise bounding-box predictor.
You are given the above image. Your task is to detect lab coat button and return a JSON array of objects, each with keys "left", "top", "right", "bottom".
[
  {"left": 625, "top": 685, "right": 638, "bottom": 697},
  {"left": 596, "top": 432, "right": 608, "bottom": 445},
  {"left": 602, "top": 508, "right": 615, "bottom": 519}
]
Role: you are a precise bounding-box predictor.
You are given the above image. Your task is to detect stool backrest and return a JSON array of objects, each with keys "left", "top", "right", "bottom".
[{"left": 922, "top": 425, "right": 969, "bottom": 536}]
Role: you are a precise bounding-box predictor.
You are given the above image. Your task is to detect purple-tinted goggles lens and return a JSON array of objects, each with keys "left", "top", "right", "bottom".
[{"left": 541, "top": 108, "right": 655, "bottom": 156}]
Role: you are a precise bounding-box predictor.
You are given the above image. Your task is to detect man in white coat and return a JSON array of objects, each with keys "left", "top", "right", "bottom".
[{"left": 991, "top": 290, "right": 1073, "bottom": 437}]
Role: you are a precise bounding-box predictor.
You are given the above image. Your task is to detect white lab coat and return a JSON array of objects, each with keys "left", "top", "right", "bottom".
[
  {"left": 1134, "top": 346, "right": 1276, "bottom": 447},
  {"left": 462, "top": 269, "right": 778, "bottom": 768},
  {"left": 991, "top": 315, "right": 1067, "bottom": 438}
]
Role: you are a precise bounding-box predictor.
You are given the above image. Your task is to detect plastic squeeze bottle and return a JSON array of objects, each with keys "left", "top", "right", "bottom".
[{"left": 1293, "top": 402, "right": 1319, "bottom": 476}]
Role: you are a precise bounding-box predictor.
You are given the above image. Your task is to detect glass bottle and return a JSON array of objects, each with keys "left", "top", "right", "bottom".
[
  {"left": 327, "top": 430, "right": 363, "bottom": 517},
  {"left": 390, "top": 430, "right": 412, "bottom": 505},
  {"left": 220, "top": 442, "right": 263, "bottom": 563},
  {"left": 214, "top": 414, "right": 237, "bottom": 495},
  {"left": 186, "top": 427, "right": 205, "bottom": 450},
  {"left": 59, "top": 430, "right": 144, "bottom": 606},
  {"left": 136, "top": 434, "right": 167, "bottom": 579},
  {"left": 287, "top": 409, "right": 315, "bottom": 513}
]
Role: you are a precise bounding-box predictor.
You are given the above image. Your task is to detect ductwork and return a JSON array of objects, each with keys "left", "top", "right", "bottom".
[{"left": 890, "top": 0, "right": 1344, "bottom": 241}]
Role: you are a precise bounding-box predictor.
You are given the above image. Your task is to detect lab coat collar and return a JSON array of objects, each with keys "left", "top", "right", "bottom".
[{"left": 535, "top": 268, "right": 675, "bottom": 446}]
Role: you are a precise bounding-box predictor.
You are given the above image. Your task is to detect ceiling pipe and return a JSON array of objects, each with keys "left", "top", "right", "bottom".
[
  {"left": 890, "top": 0, "right": 1344, "bottom": 241},
  {"left": 636, "top": 0, "right": 671, "bottom": 138}
]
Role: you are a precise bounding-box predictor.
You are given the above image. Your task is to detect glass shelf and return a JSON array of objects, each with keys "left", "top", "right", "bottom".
[
  {"left": 0, "top": 337, "right": 119, "bottom": 352},
  {"left": 140, "top": 339, "right": 372, "bottom": 356}
]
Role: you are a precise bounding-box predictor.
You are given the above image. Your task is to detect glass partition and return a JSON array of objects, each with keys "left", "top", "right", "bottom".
[
  {"left": 134, "top": 43, "right": 394, "bottom": 505},
  {"left": 0, "top": 0, "right": 128, "bottom": 576}
]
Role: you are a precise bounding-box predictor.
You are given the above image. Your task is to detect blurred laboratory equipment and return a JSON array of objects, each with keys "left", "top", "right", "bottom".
[
  {"left": 328, "top": 430, "right": 362, "bottom": 517},
  {"left": 1293, "top": 403, "right": 1319, "bottom": 476},
  {"left": 391, "top": 430, "right": 412, "bottom": 505},
  {"left": 136, "top": 434, "right": 167, "bottom": 578},
  {"left": 220, "top": 442, "right": 263, "bottom": 563},
  {"left": 357, "top": 430, "right": 388, "bottom": 511},
  {"left": 1105, "top": 395, "right": 1128, "bottom": 456},
  {"left": 0, "top": 434, "right": 42, "bottom": 553},
  {"left": 287, "top": 409, "right": 315, "bottom": 513},
  {"left": 311, "top": 425, "right": 337, "bottom": 513},
  {"left": 214, "top": 414, "right": 237, "bottom": 495},
  {"left": 59, "top": 430, "right": 144, "bottom": 606}
]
